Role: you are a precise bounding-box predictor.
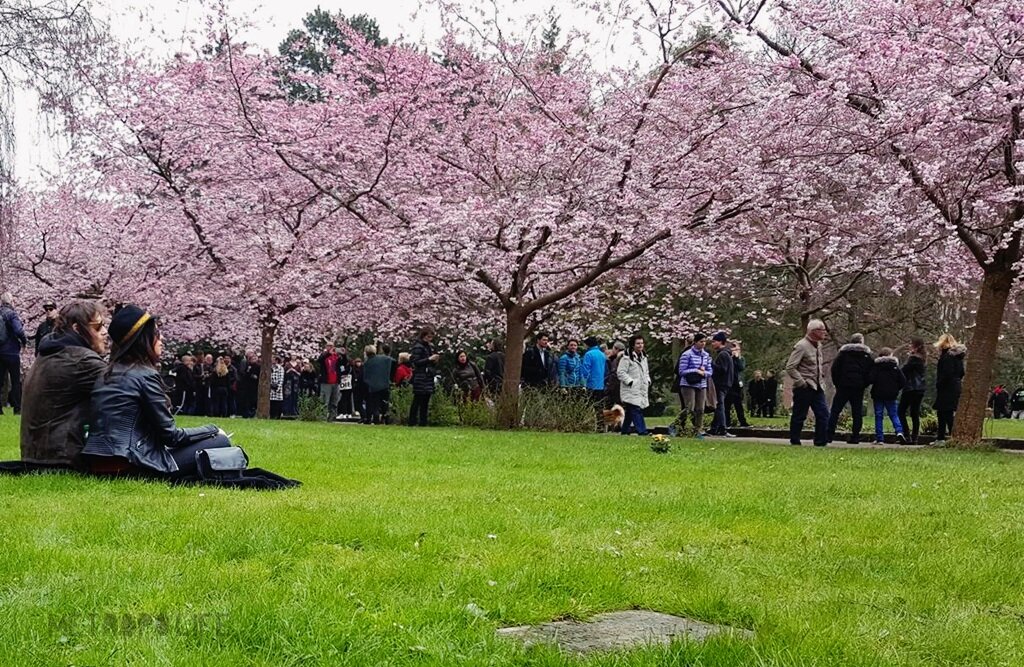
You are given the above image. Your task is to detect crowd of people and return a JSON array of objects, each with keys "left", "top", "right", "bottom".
[{"left": 0, "top": 295, "right": 976, "bottom": 448}]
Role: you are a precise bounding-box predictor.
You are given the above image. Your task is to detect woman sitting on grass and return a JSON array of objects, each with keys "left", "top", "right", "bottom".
[
  {"left": 20, "top": 300, "right": 109, "bottom": 468},
  {"left": 82, "top": 305, "right": 232, "bottom": 478}
]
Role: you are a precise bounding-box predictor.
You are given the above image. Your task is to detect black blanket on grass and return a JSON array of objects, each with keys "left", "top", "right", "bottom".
[{"left": 0, "top": 461, "right": 301, "bottom": 490}]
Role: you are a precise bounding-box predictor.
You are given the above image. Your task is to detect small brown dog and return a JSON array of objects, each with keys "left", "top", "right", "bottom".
[{"left": 602, "top": 404, "right": 625, "bottom": 429}]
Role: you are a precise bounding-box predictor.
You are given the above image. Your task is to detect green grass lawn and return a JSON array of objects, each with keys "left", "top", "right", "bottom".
[{"left": 2, "top": 417, "right": 1024, "bottom": 666}]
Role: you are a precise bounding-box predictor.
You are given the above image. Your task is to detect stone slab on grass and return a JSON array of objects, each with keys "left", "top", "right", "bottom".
[{"left": 496, "top": 610, "right": 753, "bottom": 655}]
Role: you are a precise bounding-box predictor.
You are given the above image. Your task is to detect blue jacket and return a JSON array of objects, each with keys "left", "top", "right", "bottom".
[
  {"left": 0, "top": 305, "right": 27, "bottom": 356},
  {"left": 558, "top": 352, "right": 584, "bottom": 387},
  {"left": 678, "top": 346, "right": 712, "bottom": 389},
  {"left": 581, "top": 346, "right": 606, "bottom": 390}
]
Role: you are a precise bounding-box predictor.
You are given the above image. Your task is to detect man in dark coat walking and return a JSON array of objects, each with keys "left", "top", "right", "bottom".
[
  {"left": 724, "top": 341, "right": 750, "bottom": 428},
  {"left": 826, "top": 333, "right": 873, "bottom": 444}
]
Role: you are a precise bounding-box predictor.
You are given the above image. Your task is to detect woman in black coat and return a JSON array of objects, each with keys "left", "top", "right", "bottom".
[
  {"left": 898, "top": 337, "right": 927, "bottom": 444},
  {"left": 408, "top": 326, "right": 440, "bottom": 426},
  {"left": 933, "top": 334, "right": 966, "bottom": 441}
]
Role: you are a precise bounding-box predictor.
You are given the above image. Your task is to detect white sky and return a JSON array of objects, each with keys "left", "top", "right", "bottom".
[{"left": 11, "top": 0, "right": 685, "bottom": 180}]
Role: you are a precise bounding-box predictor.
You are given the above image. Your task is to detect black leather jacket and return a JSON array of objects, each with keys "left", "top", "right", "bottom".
[{"left": 83, "top": 363, "right": 219, "bottom": 473}]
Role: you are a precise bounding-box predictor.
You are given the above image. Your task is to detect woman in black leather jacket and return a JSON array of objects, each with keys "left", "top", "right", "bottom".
[{"left": 82, "top": 305, "right": 232, "bottom": 477}]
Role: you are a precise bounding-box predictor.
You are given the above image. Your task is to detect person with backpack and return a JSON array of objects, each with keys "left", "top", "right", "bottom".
[{"left": 0, "top": 293, "right": 29, "bottom": 415}]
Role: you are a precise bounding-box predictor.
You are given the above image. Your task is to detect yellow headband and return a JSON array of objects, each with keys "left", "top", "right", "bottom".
[{"left": 120, "top": 312, "right": 152, "bottom": 346}]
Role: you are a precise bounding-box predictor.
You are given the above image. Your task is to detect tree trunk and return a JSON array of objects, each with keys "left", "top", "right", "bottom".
[
  {"left": 256, "top": 322, "right": 276, "bottom": 419},
  {"left": 952, "top": 269, "right": 1013, "bottom": 444},
  {"left": 497, "top": 310, "right": 528, "bottom": 429}
]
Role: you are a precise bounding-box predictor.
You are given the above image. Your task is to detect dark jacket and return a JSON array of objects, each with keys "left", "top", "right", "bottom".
[
  {"left": 521, "top": 345, "right": 557, "bottom": 388},
  {"left": 831, "top": 343, "right": 873, "bottom": 390},
  {"left": 901, "top": 354, "right": 926, "bottom": 393},
  {"left": 484, "top": 350, "right": 505, "bottom": 393},
  {"left": 20, "top": 332, "right": 106, "bottom": 466},
  {"left": 82, "top": 364, "right": 219, "bottom": 474},
  {"left": 749, "top": 378, "right": 767, "bottom": 403},
  {"left": 728, "top": 355, "right": 746, "bottom": 393},
  {"left": 868, "top": 356, "right": 906, "bottom": 401},
  {"left": 33, "top": 318, "right": 56, "bottom": 356},
  {"left": 410, "top": 339, "right": 437, "bottom": 394},
  {"left": 934, "top": 345, "right": 966, "bottom": 411},
  {"left": 453, "top": 360, "right": 483, "bottom": 394},
  {"left": 363, "top": 355, "right": 393, "bottom": 393},
  {"left": 711, "top": 347, "right": 734, "bottom": 392},
  {"left": 1011, "top": 387, "right": 1024, "bottom": 412},
  {"left": 0, "top": 305, "right": 27, "bottom": 356},
  {"left": 173, "top": 362, "right": 196, "bottom": 393}
]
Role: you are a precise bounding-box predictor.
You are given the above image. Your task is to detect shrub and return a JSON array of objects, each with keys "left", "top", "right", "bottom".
[
  {"left": 389, "top": 385, "right": 460, "bottom": 427},
  {"left": 519, "top": 388, "right": 598, "bottom": 433},
  {"left": 457, "top": 395, "right": 497, "bottom": 429},
  {"left": 298, "top": 395, "right": 327, "bottom": 422},
  {"left": 388, "top": 385, "right": 597, "bottom": 432}
]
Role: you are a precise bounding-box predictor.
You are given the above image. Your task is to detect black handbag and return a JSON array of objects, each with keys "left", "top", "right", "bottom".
[
  {"left": 683, "top": 371, "right": 703, "bottom": 385},
  {"left": 195, "top": 446, "right": 249, "bottom": 481}
]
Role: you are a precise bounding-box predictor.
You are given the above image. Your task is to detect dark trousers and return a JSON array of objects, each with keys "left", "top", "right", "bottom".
[
  {"left": 409, "top": 392, "right": 431, "bottom": 426},
  {"left": 899, "top": 391, "right": 924, "bottom": 443},
  {"left": 827, "top": 386, "right": 865, "bottom": 442},
  {"left": 270, "top": 400, "right": 282, "bottom": 419},
  {"left": 620, "top": 402, "right": 648, "bottom": 435},
  {"left": 367, "top": 389, "right": 390, "bottom": 424},
  {"left": 169, "top": 433, "right": 233, "bottom": 478},
  {"left": 711, "top": 388, "right": 729, "bottom": 434},
  {"left": 937, "top": 410, "right": 955, "bottom": 440},
  {"left": 791, "top": 386, "right": 829, "bottom": 445},
  {"left": 0, "top": 355, "right": 22, "bottom": 413},
  {"left": 725, "top": 389, "right": 748, "bottom": 427},
  {"left": 339, "top": 389, "right": 354, "bottom": 415},
  {"left": 211, "top": 388, "right": 229, "bottom": 418}
]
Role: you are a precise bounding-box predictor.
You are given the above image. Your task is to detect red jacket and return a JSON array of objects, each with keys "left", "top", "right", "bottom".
[{"left": 394, "top": 364, "right": 412, "bottom": 386}]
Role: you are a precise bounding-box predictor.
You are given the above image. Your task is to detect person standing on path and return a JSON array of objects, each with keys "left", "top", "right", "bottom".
[
  {"left": 724, "top": 341, "right": 750, "bottom": 428},
  {"left": 868, "top": 348, "right": 907, "bottom": 444},
  {"left": 677, "top": 333, "right": 712, "bottom": 437},
  {"left": 826, "top": 333, "right": 873, "bottom": 444},
  {"left": 709, "top": 332, "right": 735, "bottom": 437},
  {"left": 318, "top": 343, "right": 342, "bottom": 421},
  {"left": 785, "top": 319, "right": 830, "bottom": 447},
  {"left": 616, "top": 334, "right": 651, "bottom": 436},
  {"left": 898, "top": 338, "right": 927, "bottom": 444},
  {"left": 409, "top": 326, "right": 440, "bottom": 426},
  {"left": 933, "top": 334, "right": 966, "bottom": 442}
]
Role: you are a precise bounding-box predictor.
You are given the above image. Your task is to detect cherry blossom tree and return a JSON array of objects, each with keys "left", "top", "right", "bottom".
[
  {"left": 63, "top": 35, "right": 415, "bottom": 417},
  {"left": 320, "top": 6, "right": 763, "bottom": 426},
  {"left": 715, "top": 0, "right": 1024, "bottom": 442}
]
